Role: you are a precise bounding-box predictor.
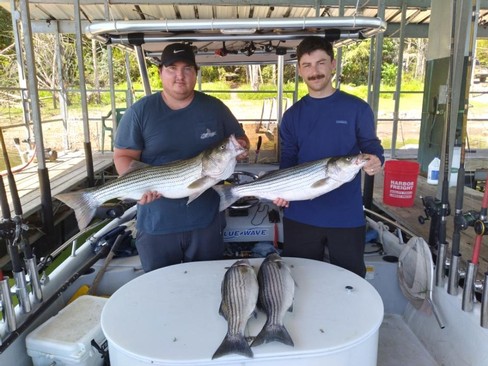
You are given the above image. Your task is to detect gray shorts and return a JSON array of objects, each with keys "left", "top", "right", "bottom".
[{"left": 135, "top": 212, "right": 226, "bottom": 272}]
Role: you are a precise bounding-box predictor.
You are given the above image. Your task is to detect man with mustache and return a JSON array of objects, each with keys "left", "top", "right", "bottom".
[{"left": 274, "top": 36, "right": 384, "bottom": 277}]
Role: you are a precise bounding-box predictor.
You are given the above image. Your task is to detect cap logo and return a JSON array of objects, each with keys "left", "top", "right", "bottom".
[{"left": 173, "top": 49, "right": 185, "bottom": 53}]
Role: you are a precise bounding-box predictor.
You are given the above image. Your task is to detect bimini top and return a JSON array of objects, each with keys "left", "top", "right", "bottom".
[{"left": 85, "top": 16, "right": 387, "bottom": 66}]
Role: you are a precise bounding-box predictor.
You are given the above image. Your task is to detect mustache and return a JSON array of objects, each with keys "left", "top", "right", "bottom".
[{"left": 307, "top": 74, "right": 326, "bottom": 81}]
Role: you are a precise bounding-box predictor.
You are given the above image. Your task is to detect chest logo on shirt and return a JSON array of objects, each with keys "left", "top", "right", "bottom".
[
  {"left": 336, "top": 120, "right": 348, "bottom": 125},
  {"left": 201, "top": 128, "right": 217, "bottom": 139}
]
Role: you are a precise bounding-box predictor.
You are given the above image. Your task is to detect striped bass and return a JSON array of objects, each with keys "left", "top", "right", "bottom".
[
  {"left": 213, "top": 259, "right": 259, "bottom": 359},
  {"left": 252, "top": 253, "right": 295, "bottom": 347},
  {"left": 213, "top": 154, "right": 369, "bottom": 211},
  {"left": 55, "top": 135, "right": 245, "bottom": 230}
]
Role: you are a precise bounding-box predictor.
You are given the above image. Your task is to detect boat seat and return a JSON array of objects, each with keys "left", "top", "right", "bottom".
[{"left": 101, "top": 107, "right": 126, "bottom": 153}]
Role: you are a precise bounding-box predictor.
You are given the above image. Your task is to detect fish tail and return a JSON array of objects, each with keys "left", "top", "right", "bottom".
[
  {"left": 212, "top": 184, "right": 239, "bottom": 211},
  {"left": 251, "top": 324, "right": 294, "bottom": 347},
  {"left": 55, "top": 190, "right": 98, "bottom": 230},
  {"left": 212, "top": 334, "right": 253, "bottom": 359}
]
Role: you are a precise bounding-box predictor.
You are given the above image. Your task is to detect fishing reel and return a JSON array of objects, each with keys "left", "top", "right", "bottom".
[
  {"left": 458, "top": 210, "right": 480, "bottom": 230},
  {"left": 418, "top": 195, "right": 450, "bottom": 247},
  {"left": 418, "top": 196, "right": 450, "bottom": 224},
  {"left": 474, "top": 218, "right": 488, "bottom": 236},
  {"left": 0, "top": 219, "right": 16, "bottom": 240}
]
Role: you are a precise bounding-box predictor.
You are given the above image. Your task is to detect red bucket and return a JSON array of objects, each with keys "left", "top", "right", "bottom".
[{"left": 383, "top": 160, "right": 420, "bottom": 207}]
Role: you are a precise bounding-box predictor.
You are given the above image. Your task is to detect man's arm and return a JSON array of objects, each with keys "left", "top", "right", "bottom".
[{"left": 113, "top": 147, "right": 141, "bottom": 175}]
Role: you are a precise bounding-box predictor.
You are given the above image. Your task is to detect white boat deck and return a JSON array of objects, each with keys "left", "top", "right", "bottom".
[{"left": 379, "top": 314, "right": 438, "bottom": 366}]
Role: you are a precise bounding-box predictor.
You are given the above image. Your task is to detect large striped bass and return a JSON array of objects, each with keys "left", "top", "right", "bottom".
[
  {"left": 55, "top": 135, "right": 245, "bottom": 230},
  {"left": 213, "top": 154, "right": 369, "bottom": 211},
  {"left": 252, "top": 253, "right": 295, "bottom": 347},
  {"left": 213, "top": 259, "right": 259, "bottom": 359}
]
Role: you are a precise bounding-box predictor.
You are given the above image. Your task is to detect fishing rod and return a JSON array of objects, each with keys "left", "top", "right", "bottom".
[
  {"left": 0, "top": 129, "right": 31, "bottom": 313},
  {"left": 0, "top": 128, "right": 42, "bottom": 311},
  {"left": 0, "top": 169, "right": 18, "bottom": 334},
  {"left": 448, "top": 0, "right": 479, "bottom": 296},
  {"left": 432, "top": 0, "right": 457, "bottom": 288}
]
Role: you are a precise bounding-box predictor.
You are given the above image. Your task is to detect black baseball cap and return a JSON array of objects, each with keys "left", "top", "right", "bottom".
[{"left": 160, "top": 43, "right": 196, "bottom": 67}]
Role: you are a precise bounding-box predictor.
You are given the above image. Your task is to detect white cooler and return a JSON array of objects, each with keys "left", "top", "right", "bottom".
[
  {"left": 26, "top": 295, "right": 107, "bottom": 366},
  {"left": 102, "top": 258, "right": 384, "bottom": 366}
]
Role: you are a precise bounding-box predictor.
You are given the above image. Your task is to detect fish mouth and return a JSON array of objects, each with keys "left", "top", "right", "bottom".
[
  {"left": 205, "top": 135, "right": 246, "bottom": 176},
  {"left": 229, "top": 134, "right": 247, "bottom": 155},
  {"left": 356, "top": 154, "right": 370, "bottom": 165}
]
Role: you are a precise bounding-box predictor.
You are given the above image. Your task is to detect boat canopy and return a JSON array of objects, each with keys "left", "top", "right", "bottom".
[{"left": 85, "top": 16, "right": 387, "bottom": 65}]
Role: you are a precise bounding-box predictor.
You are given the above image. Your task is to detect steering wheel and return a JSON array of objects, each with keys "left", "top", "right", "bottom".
[{"left": 225, "top": 171, "right": 260, "bottom": 210}]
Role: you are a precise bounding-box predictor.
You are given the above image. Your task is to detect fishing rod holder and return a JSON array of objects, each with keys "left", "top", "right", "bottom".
[
  {"left": 481, "top": 272, "right": 488, "bottom": 328},
  {"left": 435, "top": 243, "right": 448, "bottom": 286},
  {"left": 12, "top": 270, "right": 31, "bottom": 314},
  {"left": 26, "top": 256, "right": 43, "bottom": 303},
  {"left": 0, "top": 277, "right": 17, "bottom": 333},
  {"left": 447, "top": 253, "right": 466, "bottom": 295},
  {"left": 462, "top": 260, "right": 478, "bottom": 312}
]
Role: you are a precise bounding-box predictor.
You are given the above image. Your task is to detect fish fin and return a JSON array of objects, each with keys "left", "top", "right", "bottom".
[
  {"left": 186, "top": 177, "right": 216, "bottom": 204},
  {"left": 212, "top": 184, "right": 239, "bottom": 211},
  {"left": 187, "top": 176, "right": 213, "bottom": 189},
  {"left": 121, "top": 160, "right": 150, "bottom": 176},
  {"left": 310, "top": 178, "right": 330, "bottom": 188},
  {"left": 288, "top": 304, "right": 293, "bottom": 312},
  {"left": 212, "top": 334, "right": 253, "bottom": 359},
  {"left": 218, "top": 300, "right": 226, "bottom": 317},
  {"left": 251, "top": 324, "right": 294, "bottom": 348},
  {"left": 55, "top": 190, "right": 98, "bottom": 230}
]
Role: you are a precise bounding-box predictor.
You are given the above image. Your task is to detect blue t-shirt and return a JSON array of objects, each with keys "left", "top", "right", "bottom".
[
  {"left": 279, "top": 90, "right": 384, "bottom": 228},
  {"left": 115, "top": 91, "right": 245, "bottom": 234}
]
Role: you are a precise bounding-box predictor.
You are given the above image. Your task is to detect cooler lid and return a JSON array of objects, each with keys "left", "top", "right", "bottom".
[
  {"left": 26, "top": 295, "right": 107, "bottom": 357},
  {"left": 102, "top": 258, "right": 383, "bottom": 364}
]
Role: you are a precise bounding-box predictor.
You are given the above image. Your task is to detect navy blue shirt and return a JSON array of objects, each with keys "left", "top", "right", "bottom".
[
  {"left": 279, "top": 90, "right": 384, "bottom": 228},
  {"left": 115, "top": 91, "right": 245, "bottom": 234}
]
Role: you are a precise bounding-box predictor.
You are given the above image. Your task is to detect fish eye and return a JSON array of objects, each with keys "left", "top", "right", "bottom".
[{"left": 219, "top": 144, "right": 225, "bottom": 150}]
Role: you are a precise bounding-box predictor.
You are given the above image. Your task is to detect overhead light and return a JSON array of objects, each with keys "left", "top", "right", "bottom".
[{"left": 220, "top": 28, "right": 256, "bottom": 34}]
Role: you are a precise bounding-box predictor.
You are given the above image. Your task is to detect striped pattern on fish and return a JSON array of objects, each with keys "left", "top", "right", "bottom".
[
  {"left": 252, "top": 253, "right": 295, "bottom": 347},
  {"left": 213, "top": 259, "right": 259, "bottom": 359},
  {"left": 55, "top": 135, "right": 245, "bottom": 230},
  {"left": 213, "top": 154, "right": 369, "bottom": 211}
]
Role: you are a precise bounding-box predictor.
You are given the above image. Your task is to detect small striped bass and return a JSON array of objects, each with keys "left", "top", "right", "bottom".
[
  {"left": 213, "top": 259, "right": 259, "bottom": 359},
  {"left": 252, "top": 253, "right": 295, "bottom": 347},
  {"left": 213, "top": 154, "right": 369, "bottom": 211},
  {"left": 55, "top": 135, "right": 245, "bottom": 230}
]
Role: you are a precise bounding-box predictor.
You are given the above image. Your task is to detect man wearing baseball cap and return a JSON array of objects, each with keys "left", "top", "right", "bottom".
[
  {"left": 114, "top": 43, "right": 249, "bottom": 272},
  {"left": 160, "top": 43, "right": 197, "bottom": 68}
]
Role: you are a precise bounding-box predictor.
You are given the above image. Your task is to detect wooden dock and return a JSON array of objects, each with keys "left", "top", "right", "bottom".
[
  {"left": 371, "top": 166, "right": 488, "bottom": 279},
  {"left": 1, "top": 151, "right": 114, "bottom": 219}
]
